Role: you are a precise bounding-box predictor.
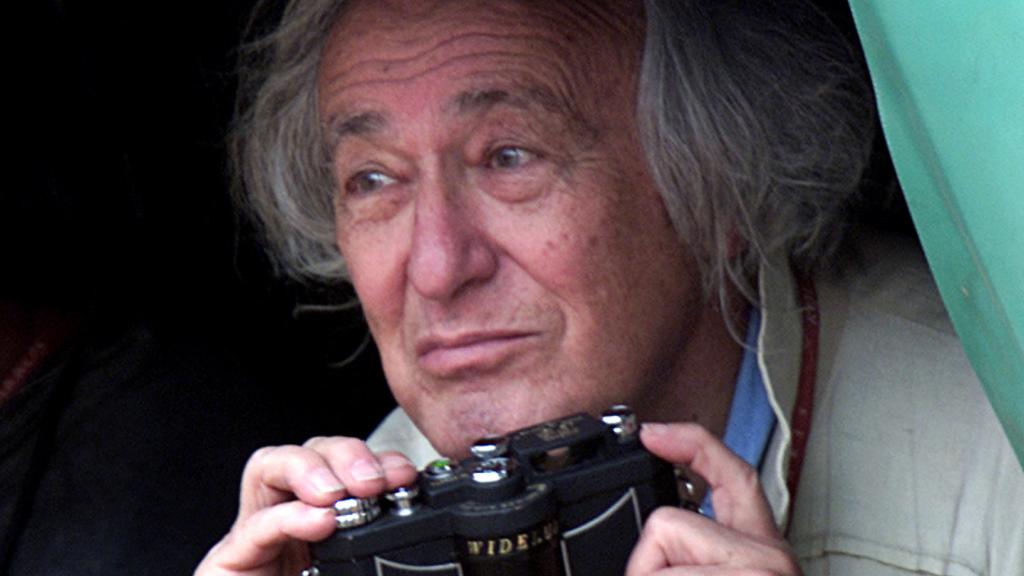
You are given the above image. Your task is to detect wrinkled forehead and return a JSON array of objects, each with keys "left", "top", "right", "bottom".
[
  {"left": 329, "top": 0, "right": 642, "bottom": 49},
  {"left": 317, "top": 0, "right": 644, "bottom": 115}
]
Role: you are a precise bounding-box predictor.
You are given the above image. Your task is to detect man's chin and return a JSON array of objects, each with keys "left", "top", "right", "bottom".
[
  {"left": 425, "top": 417, "right": 512, "bottom": 459},
  {"left": 419, "top": 401, "right": 585, "bottom": 459}
]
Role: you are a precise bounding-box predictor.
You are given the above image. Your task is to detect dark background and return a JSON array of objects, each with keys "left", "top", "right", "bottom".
[
  {"left": 5, "top": 4, "right": 399, "bottom": 570},
  {"left": 9, "top": 0, "right": 396, "bottom": 433}
]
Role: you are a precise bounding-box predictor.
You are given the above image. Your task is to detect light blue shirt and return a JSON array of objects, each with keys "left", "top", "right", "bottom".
[{"left": 701, "top": 308, "right": 775, "bottom": 518}]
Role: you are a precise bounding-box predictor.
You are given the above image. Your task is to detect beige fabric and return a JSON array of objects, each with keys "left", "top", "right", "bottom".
[
  {"left": 779, "top": 237, "right": 1024, "bottom": 575},
  {"left": 367, "top": 235, "right": 1024, "bottom": 575},
  {"left": 367, "top": 406, "right": 441, "bottom": 468}
]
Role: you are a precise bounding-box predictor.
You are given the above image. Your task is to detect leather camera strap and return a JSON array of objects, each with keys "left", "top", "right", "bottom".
[{"left": 785, "top": 274, "right": 818, "bottom": 534}]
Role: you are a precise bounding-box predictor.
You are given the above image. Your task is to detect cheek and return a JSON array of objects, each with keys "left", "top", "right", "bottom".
[
  {"left": 515, "top": 223, "right": 634, "bottom": 358},
  {"left": 549, "top": 190, "right": 691, "bottom": 339},
  {"left": 544, "top": 210, "right": 636, "bottom": 296},
  {"left": 517, "top": 228, "right": 607, "bottom": 310},
  {"left": 336, "top": 225, "right": 405, "bottom": 336}
]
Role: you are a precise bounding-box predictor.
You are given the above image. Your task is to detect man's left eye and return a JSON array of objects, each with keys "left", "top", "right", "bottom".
[{"left": 487, "top": 146, "right": 535, "bottom": 170}]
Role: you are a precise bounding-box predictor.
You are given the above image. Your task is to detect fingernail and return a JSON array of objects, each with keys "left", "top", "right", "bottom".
[
  {"left": 310, "top": 468, "right": 346, "bottom": 494},
  {"left": 379, "top": 454, "right": 414, "bottom": 471},
  {"left": 641, "top": 422, "right": 669, "bottom": 435},
  {"left": 351, "top": 458, "right": 385, "bottom": 481}
]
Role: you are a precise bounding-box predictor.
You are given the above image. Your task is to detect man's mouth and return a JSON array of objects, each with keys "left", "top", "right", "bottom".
[{"left": 415, "top": 331, "right": 537, "bottom": 377}]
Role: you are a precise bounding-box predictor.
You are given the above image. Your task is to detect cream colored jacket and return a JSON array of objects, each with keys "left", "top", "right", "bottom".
[{"left": 368, "top": 236, "right": 1024, "bottom": 575}]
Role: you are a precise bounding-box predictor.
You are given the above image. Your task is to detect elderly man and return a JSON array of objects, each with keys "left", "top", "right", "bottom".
[{"left": 199, "top": 0, "right": 1023, "bottom": 574}]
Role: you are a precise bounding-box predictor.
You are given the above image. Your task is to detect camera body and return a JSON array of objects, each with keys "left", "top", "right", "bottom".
[{"left": 307, "top": 406, "right": 682, "bottom": 576}]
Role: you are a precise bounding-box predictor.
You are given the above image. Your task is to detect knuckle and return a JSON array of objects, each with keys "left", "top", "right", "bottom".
[
  {"left": 243, "top": 445, "right": 282, "bottom": 475},
  {"left": 245, "top": 444, "right": 325, "bottom": 482},
  {"left": 305, "top": 435, "right": 366, "bottom": 455},
  {"left": 319, "top": 437, "right": 374, "bottom": 463},
  {"left": 250, "top": 445, "right": 279, "bottom": 463},
  {"left": 302, "top": 436, "right": 329, "bottom": 448},
  {"left": 643, "top": 505, "right": 681, "bottom": 532},
  {"left": 686, "top": 422, "right": 714, "bottom": 442},
  {"left": 737, "top": 461, "right": 760, "bottom": 490},
  {"left": 753, "top": 542, "right": 801, "bottom": 575},
  {"left": 776, "top": 551, "right": 802, "bottom": 575},
  {"left": 334, "top": 436, "right": 368, "bottom": 451},
  {"left": 280, "top": 446, "right": 327, "bottom": 474}
]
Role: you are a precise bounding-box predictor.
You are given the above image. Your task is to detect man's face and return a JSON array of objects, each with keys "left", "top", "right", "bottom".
[{"left": 319, "top": 0, "right": 719, "bottom": 458}]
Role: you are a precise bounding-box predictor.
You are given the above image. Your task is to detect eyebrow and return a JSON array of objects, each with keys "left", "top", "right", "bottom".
[
  {"left": 449, "top": 86, "right": 597, "bottom": 145},
  {"left": 448, "top": 86, "right": 569, "bottom": 119},
  {"left": 325, "top": 111, "right": 387, "bottom": 149}
]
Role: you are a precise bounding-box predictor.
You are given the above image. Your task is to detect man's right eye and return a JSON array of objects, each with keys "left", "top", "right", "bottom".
[{"left": 345, "top": 170, "right": 396, "bottom": 196}]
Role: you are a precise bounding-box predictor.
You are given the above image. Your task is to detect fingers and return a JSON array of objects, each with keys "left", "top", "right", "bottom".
[
  {"left": 238, "top": 438, "right": 418, "bottom": 519},
  {"left": 197, "top": 500, "right": 336, "bottom": 574},
  {"left": 302, "top": 437, "right": 419, "bottom": 497},
  {"left": 633, "top": 566, "right": 789, "bottom": 576},
  {"left": 625, "top": 507, "right": 799, "bottom": 576},
  {"left": 198, "top": 437, "right": 419, "bottom": 576},
  {"left": 631, "top": 422, "right": 800, "bottom": 575},
  {"left": 639, "top": 422, "right": 777, "bottom": 539},
  {"left": 633, "top": 568, "right": 787, "bottom": 576}
]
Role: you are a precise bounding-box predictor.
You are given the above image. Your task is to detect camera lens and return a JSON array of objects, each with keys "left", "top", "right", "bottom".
[{"left": 453, "top": 484, "right": 562, "bottom": 576}]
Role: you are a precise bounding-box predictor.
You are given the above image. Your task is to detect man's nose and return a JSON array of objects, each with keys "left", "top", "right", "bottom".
[{"left": 406, "top": 174, "right": 498, "bottom": 301}]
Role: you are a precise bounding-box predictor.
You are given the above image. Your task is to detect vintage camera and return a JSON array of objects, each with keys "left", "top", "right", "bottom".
[{"left": 304, "top": 405, "right": 688, "bottom": 576}]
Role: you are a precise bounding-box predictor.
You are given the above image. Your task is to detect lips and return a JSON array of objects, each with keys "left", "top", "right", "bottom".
[{"left": 415, "top": 330, "right": 537, "bottom": 377}]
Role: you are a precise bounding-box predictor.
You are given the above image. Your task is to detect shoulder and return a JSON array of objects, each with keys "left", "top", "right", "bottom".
[
  {"left": 816, "top": 231, "right": 976, "bottom": 400},
  {"left": 791, "top": 231, "right": 1024, "bottom": 575}
]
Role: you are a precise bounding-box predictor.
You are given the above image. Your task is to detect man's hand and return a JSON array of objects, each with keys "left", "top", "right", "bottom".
[
  {"left": 628, "top": 423, "right": 801, "bottom": 575},
  {"left": 195, "top": 437, "right": 418, "bottom": 576}
]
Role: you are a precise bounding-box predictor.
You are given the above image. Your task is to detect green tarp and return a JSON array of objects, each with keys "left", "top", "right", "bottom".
[{"left": 848, "top": 0, "right": 1024, "bottom": 466}]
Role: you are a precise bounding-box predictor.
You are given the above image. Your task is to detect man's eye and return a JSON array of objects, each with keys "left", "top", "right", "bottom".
[
  {"left": 487, "top": 146, "right": 535, "bottom": 170},
  {"left": 345, "top": 170, "right": 396, "bottom": 196}
]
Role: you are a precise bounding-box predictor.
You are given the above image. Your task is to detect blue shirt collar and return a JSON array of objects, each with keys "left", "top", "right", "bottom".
[{"left": 701, "top": 307, "right": 775, "bottom": 517}]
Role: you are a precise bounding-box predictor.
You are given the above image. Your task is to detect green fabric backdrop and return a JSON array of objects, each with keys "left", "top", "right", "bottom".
[{"left": 848, "top": 0, "right": 1024, "bottom": 466}]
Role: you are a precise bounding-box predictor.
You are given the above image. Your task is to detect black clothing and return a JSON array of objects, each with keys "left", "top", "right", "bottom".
[{"left": 0, "top": 320, "right": 309, "bottom": 575}]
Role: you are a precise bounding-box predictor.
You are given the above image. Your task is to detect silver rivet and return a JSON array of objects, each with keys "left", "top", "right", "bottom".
[
  {"left": 300, "top": 567, "right": 320, "bottom": 576},
  {"left": 471, "top": 457, "right": 513, "bottom": 484},
  {"left": 385, "top": 485, "right": 419, "bottom": 516},
  {"left": 470, "top": 435, "right": 509, "bottom": 460},
  {"left": 601, "top": 405, "right": 638, "bottom": 440},
  {"left": 333, "top": 496, "right": 381, "bottom": 528}
]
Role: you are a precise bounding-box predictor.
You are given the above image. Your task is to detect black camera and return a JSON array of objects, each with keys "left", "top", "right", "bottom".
[{"left": 304, "top": 405, "right": 686, "bottom": 576}]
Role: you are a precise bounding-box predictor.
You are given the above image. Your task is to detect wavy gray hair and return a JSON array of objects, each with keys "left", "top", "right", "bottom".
[{"left": 232, "top": 0, "right": 874, "bottom": 305}]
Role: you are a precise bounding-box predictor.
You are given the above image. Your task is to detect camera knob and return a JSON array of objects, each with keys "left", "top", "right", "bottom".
[
  {"left": 385, "top": 485, "right": 419, "bottom": 516},
  {"left": 601, "top": 405, "right": 638, "bottom": 440},
  {"left": 333, "top": 496, "right": 381, "bottom": 529},
  {"left": 470, "top": 457, "right": 514, "bottom": 484},
  {"left": 423, "top": 457, "right": 458, "bottom": 479},
  {"left": 470, "top": 435, "right": 509, "bottom": 460}
]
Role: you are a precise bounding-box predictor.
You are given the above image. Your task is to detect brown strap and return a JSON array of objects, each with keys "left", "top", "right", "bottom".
[{"left": 785, "top": 274, "right": 818, "bottom": 535}]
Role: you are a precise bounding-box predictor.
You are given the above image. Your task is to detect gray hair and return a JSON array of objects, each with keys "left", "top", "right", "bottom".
[
  {"left": 639, "top": 1, "right": 873, "bottom": 304},
  {"left": 231, "top": 0, "right": 344, "bottom": 280},
  {"left": 232, "top": 0, "right": 874, "bottom": 304}
]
